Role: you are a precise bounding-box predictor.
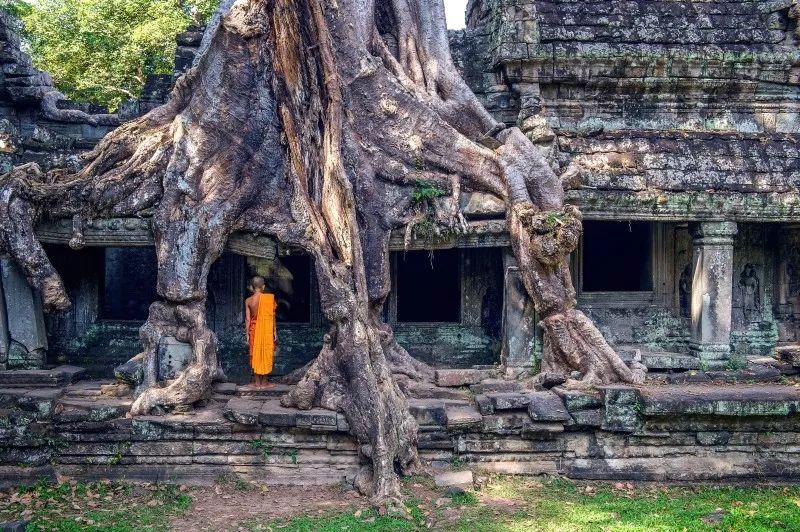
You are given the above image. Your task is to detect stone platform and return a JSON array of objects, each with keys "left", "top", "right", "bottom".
[{"left": 4, "top": 368, "right": 800, "bottom": 489}]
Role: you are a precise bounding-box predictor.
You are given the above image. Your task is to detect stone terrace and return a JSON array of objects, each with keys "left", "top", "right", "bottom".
[{"left": 5, "top": 365, "right": 800, "bottom": 488}]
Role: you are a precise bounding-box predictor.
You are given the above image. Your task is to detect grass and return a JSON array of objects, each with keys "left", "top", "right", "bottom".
[
  {"left": 0, "top": 480, "right": 190, "bottom": 531},
  {"left": 252, "top": 478, "right": 800, "bottom": 532},
  {"left": 3, "top": 477, "right": 800, "bottom": 531}
]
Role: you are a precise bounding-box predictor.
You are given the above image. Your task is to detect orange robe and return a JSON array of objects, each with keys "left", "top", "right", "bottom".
[{"left": 249, "top": 293, "right": 276, "bottom": 376}]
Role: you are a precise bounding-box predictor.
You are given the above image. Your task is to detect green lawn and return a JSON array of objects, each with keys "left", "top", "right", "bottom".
[{"left": 2, "top": 476, "right": 800, "bottom": 531}]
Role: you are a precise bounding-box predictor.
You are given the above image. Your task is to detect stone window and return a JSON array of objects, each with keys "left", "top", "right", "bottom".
[
  {"left": 395, "top": 249, "right": 461, "bottom": 323},
  {"left": 247, "top": 254, "right": 312, "bottom": 323},
  {"left": 581, "top": 221, "right": 653, "bottom": 292},
  {"left": 100, "top": 247, "right": 158, "bottom": 321}
]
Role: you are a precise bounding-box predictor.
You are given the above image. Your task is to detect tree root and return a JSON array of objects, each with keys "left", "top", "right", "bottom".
[{"left": 538, "top": 308, "right": 647, "bottom": 389}]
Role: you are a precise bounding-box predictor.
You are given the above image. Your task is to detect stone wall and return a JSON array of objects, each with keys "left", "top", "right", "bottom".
[{"left": 4, "top": 380, "right": 800, "bottom": 488}]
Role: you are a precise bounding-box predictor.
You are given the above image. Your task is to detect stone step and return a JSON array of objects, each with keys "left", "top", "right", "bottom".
[
  {"left": 469, "top": 379, "right": 523, "bottom": 394},
  {"left": 224, "top": 397, "right": 347, "bottom": 431},
  {"left": 0, "top": 365, "right": 86, "bottom": 388},
  {"left": 235, "top": 383, "right": 293, "bottom": 398},
  {"left": 54, "top": 397, "right": 132, "bottom": 423},
  {"left": 475, "top": 391, "right": 570, "bottom": 421},
  {"left": 640, "top": 385, "right": 800, "bottom": 417},
  {"left": 445, "top": 405, "right": 483, "bottom": 430},
  {"left": 435, "top": 368, "right": 498, "bottom": 387}
]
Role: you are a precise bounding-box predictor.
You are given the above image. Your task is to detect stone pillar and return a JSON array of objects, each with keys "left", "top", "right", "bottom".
[
  {"left": 689, "top": 221, "right": 737, "bottom": 368},
  {"left": 0, "top": 255, "right": 48, "bottom": 369},
  {"left": 501, "top": 250, "right": 538, "bottom": 371}
]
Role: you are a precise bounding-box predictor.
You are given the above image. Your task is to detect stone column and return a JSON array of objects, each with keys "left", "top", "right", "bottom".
[
  {"left": 689, "top": 221, "right": 737, "bottom": 368},
  {"left": 0, "top": 255, "right": 48, "bottom": 369}
]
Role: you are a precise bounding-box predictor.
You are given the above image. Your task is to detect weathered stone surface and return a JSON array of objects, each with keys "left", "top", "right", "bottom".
[
  {"left": 213, "top": 382, "right": 237, "bottom": 395},
  {"left": 435, "top": 368, "right": 497, "bottom": 387},
  {"left": 434, "top": 470, "right": 473, "bottom": 490},
  {"left": 469, "top": 379, "right": 523, "bottom": 394},
  {"left": 527, "top": 392, "right": 571, "bottom": 422},
  {"left": 295, "top": 408, "right": 338, "bottom": 428},
  {"left": 641, "top": 385, "right": 800, "bottom": 416},
  {"left": 0, "top": 257, "right": 47, "bottom": 369},
  {"left": 445, "top": 405, "right": 483, "bottom": 430},
  {"left": 553, "top": 388, "right": 603, "bottom": 412},
  {"left": 257, "top": 400, "right": 297, "bottom": 427},
  {"left": 223, "top": 397, "right": 263, "bottom": 426},
  {"left": 602, "top": 386, "right": 643, "bottom": 433},
  {"left": 114, "top": 354, "right": 143, "bottom": 385},
  {"left": 409, "top": 399, "right": 447, "bottom": 427}
]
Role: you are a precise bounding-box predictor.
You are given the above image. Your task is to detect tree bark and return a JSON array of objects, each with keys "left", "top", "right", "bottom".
[{"left": 0, "top": 0, "right": 644, "bottom": 507}]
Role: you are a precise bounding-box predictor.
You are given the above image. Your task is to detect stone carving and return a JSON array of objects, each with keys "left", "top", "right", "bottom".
[
  {"left": 678, "top": 263, "right": 692, "bottom": 319},
  {"left": 738, "top": 264, "right": 762, "bottom": 323}
]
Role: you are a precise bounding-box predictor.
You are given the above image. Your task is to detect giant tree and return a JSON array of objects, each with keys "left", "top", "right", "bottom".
[{"left": 0, "top": 0, "right": 645, "bottom": 508}]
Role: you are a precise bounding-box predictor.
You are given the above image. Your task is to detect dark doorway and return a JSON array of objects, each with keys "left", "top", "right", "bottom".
[
  {"left": 582, "top": 221, "right": 653, "bottom": 292},
  {"left": 247, "top": 254, "right": 312, "bottom": 323},
  {"left": 101, "top": 247, "right": 158, "bottom": 320},
  {"left": 396, "top": 249, "right": 461, "bottom": 322}
]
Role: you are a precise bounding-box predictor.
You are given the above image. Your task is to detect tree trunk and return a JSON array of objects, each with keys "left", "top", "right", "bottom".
[{"left": 0, "top": 0, "right": 644, "bottom": 507}]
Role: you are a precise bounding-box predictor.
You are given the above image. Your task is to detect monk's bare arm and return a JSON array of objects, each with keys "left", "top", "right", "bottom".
[{"left": 244, "top": 300, "right": 251, "bottom": 338}]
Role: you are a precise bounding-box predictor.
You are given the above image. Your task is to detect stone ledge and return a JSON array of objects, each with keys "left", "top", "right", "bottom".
[{"left": 641, "top": 385, "right": 800, "bottom": 416}]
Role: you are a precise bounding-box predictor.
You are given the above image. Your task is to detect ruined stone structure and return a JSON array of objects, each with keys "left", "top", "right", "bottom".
[
  {"left": 3, "top": 2, "right": 799, "bottom": 379},
  {"left": 2, "top": 1, "right": 800, "bottom": 488}
]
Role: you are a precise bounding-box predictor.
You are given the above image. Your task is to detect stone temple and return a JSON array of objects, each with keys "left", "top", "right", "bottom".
[{"left": 2, "top": 1, "right": 800, "bottom": 487}]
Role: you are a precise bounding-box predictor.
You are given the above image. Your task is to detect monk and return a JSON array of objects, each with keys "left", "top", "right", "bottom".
[{"left": 245, "top": 276, "right": 277, "bottom": 388}]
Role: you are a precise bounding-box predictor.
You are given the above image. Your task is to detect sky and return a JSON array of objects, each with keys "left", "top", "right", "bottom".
[{"left": 444, "top": 0, "right": 468, "bottom": 30}]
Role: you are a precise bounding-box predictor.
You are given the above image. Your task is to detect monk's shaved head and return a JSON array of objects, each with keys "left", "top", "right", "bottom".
[{"left": 250, "top": 276, "right": 266, "bottom": 290}]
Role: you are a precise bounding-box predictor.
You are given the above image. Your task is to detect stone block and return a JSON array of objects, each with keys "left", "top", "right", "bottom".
[
  {"left": 435, "top": 368, "right": 497, "bottom": 387},
  {"left": 114, "top": 354, "right": 143, "bottom": 385},
  {"left": 553, "top": 388, "right": 603, "bottom": 412},
  {"left": 295, "top": 408, "right": 338, "bottom": 428},
  {"left": 258, "top": 400, "right": 298, "bottom": 427},
  {"left": 696, "top": 431, "right": 732, "bottom": 446},
  {"left": 224, "top": 397, "right": 263, "bottom": 426},
  {"left": 434, "top": 470, "right": 473, "bottom": 490},
  {"left": 602, "top": 386, "right": 643, "bottom": 433},
  {"left": 445, "top": 405, "right": 483, "bottom": 430},
  {"left": 486, "top": 392, "right": 534, "bottom": 411},
  {"left": 469, "top": 379, "right": 523, "bottom": 394},
  {"left": 0, "top": 257, "right": 47, "bottom": 369},
  {"left": 641, "top": 385, "right": 800, "bottom": 417},
  {"left": 527, "top": 392, "right": 571, "bottom": 422},
  {"left": 408, "top": 399, "right": 447, "bottom": 427},
  {"left": 213, "top": 382, "right": 238, "bottom": 395},
  {"left": 475, "top": 394, "right": 493, "bottom": 416},
  {"left": 570, "top": 409, "right": 604, "bottom": 428},
  {"left": 157, "top": 337, "right": 192, "bottom": 381}
]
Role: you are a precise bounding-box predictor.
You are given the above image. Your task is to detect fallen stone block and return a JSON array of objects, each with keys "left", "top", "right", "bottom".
[
  {"left": 527, "top": 392, "right": 571, "bottom": 422},
  {"left": 434, "top": 470, "right": 473, "bottom": 490}
]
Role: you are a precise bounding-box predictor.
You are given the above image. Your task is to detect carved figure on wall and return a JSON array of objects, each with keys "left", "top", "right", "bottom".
[
  {"left": 678, "top": 263, "right": 691, "bottom": 318},
  {"left": 739, "top": 264, "right": 761, "bottom": 323}
]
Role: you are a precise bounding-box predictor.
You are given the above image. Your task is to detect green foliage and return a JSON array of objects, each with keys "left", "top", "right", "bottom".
[
  {"left": 8, "top": 0, "right": 221, "bottom": 111},
  {"left": 249, "top": 438, "right": 274, "bottom": 460},
  {"left": 411, "top": 179, "right": 447, "bottom": 206}
]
